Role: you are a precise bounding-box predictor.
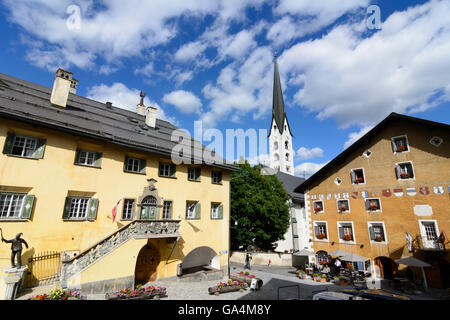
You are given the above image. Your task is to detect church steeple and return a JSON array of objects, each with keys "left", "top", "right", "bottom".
[
  {"left": 268, "top": 55, "right": 295, "bottom": 175},
  {"left": 272, "top": 55, "right": 287, "bottom": 134}
]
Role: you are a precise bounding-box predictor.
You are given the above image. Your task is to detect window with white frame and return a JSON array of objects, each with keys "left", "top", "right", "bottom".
[
  {"left": 75, "top": 149, "right": 102, "bottom": 167},
  {"left": 392, "top": 135, "right": 409, "bottom": 153},
  {"left": 186, "top": 201, "right": 199, "bottom": 219},
  {"left": 365, "top": 198, "right": 381, "bottom": 212},
  {"left": 419, "top": 220, "right": 440, "bottom": 249},
  {"left": 211, "top": 203, "right": 223, "bottom": 219},
  {"left": 162, "top": 200, "right": 173, "bottom": 219},
  {"left": 351, "top": 168, "right": 365, "bottom": 184},
  {"left": 421, "top": 221, "right": 438, "bottom": 241},
  {"left": 337, "top": 199, "right": 350, "bottom": 213},
  {"left": 69, "top": 197, "right": 89, "bottom": 219},
  {"left": 122, "top": 199, "right": 135, "bottom": 220},
  {"left": 368, "top": 222, "right": 387, "bottom": 243},
  {"left": 11, "top": 135, "right": 37, "bottom": 157},
  {"left": 0, "top": 193, "right": 25, "bottom": 218},
  {"left": 124, "top": 156, "right": 146, "bottom": 174},
  {"left": 159, "top": 162, "right": 176, "bottom": 178},
  {"left": 314, "top": 222, "right": 328, "bottom": 240},
  {"left": 313, "top": 200, "right": 324, "bottom": 213},
  {"left": 338, "top": 222, "right": 355, "bottom": 242},
  {"left": 188, "top": 167, "right": 201, "bottom": 181},
  {"left": 395, "top": 162, "right": 414, "bottom": 180}
]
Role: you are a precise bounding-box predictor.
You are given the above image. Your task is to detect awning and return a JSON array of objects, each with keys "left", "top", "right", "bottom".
[
  {"left": 340, "top": 253, "right": 369, "bottom": 263},
  {"left": 329, "top": 249, "right": 351, "bottom": 257},
  {"left": 395, "top": 256, "right": 431, "bottom": 267},
  {"left": 329, "top": 250, "right": 368, "bottom": 262},
  {"left": 293, "top": 249, "right": 314, "bottom": 256}
]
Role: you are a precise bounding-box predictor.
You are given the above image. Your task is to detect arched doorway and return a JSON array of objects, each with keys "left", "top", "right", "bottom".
[
  {"left": 374, "top": 256, "right": 398, "bottom": 279},
  {"left": 135, "top": 243, "right": 160, "bottom": 285},
  {"left": 140, "top": 196, "right": 158, "bottom": 220},
  {"left": 181, "top": 246, "right": 220, "bottom": 275}
]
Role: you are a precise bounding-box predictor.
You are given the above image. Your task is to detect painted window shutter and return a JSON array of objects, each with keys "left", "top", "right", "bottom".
[
  {"left": 392, "top": 139, "right": 397, "bottom": 152},
  {"left": 123, "top": 156, "right": 130, "bottom": 171},
  {"left": 93, "top": 152, "right": 103, "bottom": 167},
  {"left": 218, "top": 204, "right": 223, "bottom": 219},
  {"left": 314, "top": 226, "right": 319, "bottom": 236},
  {"left": 139, "top": 159, "right": 146, "bottom": 174},
  {"left": 2, "top": 132, "right": 16, "bottom": 154},
  {"left": 74, "top": 150, "right": 81, "bottom": 164},
  {"left": 350, "top": 170, "right": 356, "bottom": 183},
  {"left": 338, "top": 226, "right": 344, "bottom": 239},
  {"left": 62, "top": 197, "right": 72, "bottom": 220},
  {"left": 195, "top": 168, "right": 201, "bottom": 180},
  {"left": 170, "top": 164, "right": 176, "bottom": 177},
  {"left": 195, "top": 202, "right": 201, "bottom": 219},
  {"left": 369, "top": 225, "right": 375, "bottom": 240},
  {"left": 87, "top": 198, "right": 99, "bottom": 220},
  {"left": 395, "top": 165, "right": 401, "bottom": 179},
  {"left": 20, "top": 194, "right": 35, "bottom": 219},
  {"left": 32, "top": 138, "right": 46, "bottom": 159}
]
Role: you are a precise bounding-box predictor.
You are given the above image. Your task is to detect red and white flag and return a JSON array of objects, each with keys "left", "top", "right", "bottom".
[{"left": 112, "top": 199, "right": 121, "bottom": 223}]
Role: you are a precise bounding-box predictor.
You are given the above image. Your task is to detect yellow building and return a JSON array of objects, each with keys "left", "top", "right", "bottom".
[
  {"left": 295, "top": 113, "right": 449, "bottom": 289},
  {"left": 0, "top": 69, "right": 238, "bottom": 294}
]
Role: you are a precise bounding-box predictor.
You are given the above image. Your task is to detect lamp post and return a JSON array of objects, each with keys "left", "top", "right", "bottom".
[{"left": 228, "top": 220, "right": 238, "bottom": 278}]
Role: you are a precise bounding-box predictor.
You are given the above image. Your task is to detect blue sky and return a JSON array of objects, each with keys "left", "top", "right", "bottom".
[{"left": 1, "top": 0, "right": 449, "bottom": 177}]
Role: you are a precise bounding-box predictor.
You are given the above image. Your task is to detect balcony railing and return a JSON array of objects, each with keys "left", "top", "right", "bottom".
[{"left": 60, "top": 219, "right": 180, "bottom": 286}]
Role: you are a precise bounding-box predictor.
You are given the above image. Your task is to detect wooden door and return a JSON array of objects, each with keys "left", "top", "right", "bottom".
[
  {"left": 140, "top": 205, "right": 157, "bottom": 220},
  {"left": 135, "top": 244, "right": 160, "bottom": 285}
]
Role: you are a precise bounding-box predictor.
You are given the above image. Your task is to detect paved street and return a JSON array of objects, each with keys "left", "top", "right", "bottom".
[{"left": 17, "top": 262, "right": 448, "bottom": 300}]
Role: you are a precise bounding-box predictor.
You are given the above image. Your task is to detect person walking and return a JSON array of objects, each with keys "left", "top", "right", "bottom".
[{"left": 245, "top": 252, "right": 252, "bottom": 270}]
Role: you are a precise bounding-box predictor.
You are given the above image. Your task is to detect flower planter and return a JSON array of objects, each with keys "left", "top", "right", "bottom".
[
  {"left": 230, "top": 272, "right": 263, "bottom": 290},
  {"left": 208, "top": 284, "right": 246, "bottom": 295},
  {"left": 106, "top": 285, "right": 167, "bottom": 300},
  {"left": 320, "top": 278, "right": 327, "bottom": 283}
]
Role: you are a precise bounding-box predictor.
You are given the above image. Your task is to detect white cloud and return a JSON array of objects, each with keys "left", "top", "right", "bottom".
[
  {"left": 162, "top": 90, "right": 202, "bottom": 114},
  {"left": 174, "top": 41, "right": 208, "bottom": 63},
  {"left": 86, "top": 82, "right": 177, "bottom": 125},
  {"left": 201, "top": 46, "right": 274, "bottom": 127},
  {"left": 296, "top": 146, "right": 324, "bottom": 160},
  {"left": 270, "top": 0, "right": 369, "bottom": 44},
  {"left": 294, "top": 162, "right": 328, "bottom": 179},
  {"left": 280, "top": 0, "right": 450, "bottom": 129}
]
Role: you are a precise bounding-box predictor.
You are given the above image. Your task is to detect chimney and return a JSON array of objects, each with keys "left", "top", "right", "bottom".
[
  {"left": 136, "top": 91, "right": 146, "bottom": 116},
  {"left": 50, "top": 68, "right": 77, "bottom": 108},
  {"left": 145, "top": 105, "right": 157, "bottom": 128}
]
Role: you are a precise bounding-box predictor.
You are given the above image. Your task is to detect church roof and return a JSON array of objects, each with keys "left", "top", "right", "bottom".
[{"left": 270, "top": 57, "right": 293, "bottom": 137}]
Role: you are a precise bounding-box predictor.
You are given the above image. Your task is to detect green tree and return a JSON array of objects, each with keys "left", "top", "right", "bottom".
[{"left": 230, "top": 162, "right": 291, "bottom": 251}]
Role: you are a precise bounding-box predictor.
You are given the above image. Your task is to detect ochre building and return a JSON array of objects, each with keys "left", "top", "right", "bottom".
[
  {"left": 295, "top": 113, "right": 449, "bottom": 288},
  {"left": 0, "top": 69, "right": 238, "bottom": 294}
]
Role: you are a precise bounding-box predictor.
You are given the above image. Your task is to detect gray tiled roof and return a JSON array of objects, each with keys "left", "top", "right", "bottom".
[
  {"left": 0, "top": 72, "right": 239, "bottom": 172},
  {"left": 275, "top": 170, "right": 305, "bottom": 201}
]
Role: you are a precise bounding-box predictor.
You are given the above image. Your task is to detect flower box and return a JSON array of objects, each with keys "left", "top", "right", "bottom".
[
  {"left": 400, "top": 173, "right": 411, "bottom": 179},
  {"left": 29, "top": 287, "right": 85, "bottom": 300},
  {"left": 106, "top": 285, "right": 167, "bottom": 300},
  {"left": 314, "top": 206, "right": 322, "bottom": 213},
  {"left": 354, "top": 177, "right": 364, "bottom": 184},
  {"left": 231, "top": 272, "right": 263, "bottom": 289},
  {"left": 368, "top": 204, "right": 379, "bottom": 211},
  {"left": 342, "top": 234, "right": 353, "bottom": 241},
  {"left": 374, "top": 236, "right": 384, "bottom": 242},
  {"left": 396, "top": 145, "right": 407, "bottom": 152},
  {"left": 339, "top": 206, "right": 348, "bottom": 212},
  {"left": 316, "top": 233, "right": 327, "bottom": 240},
  {"left": 208, "top": 279, "right": 247, "bottom": 295}
]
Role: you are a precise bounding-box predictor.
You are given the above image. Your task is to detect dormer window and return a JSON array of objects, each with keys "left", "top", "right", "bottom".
[
  {"left": 392, "top": 135, "right": 409, "bottom": 153},
  {"left": 285, "top": 141, "right": 289, "bottom": 150},
  {"left": 396, "top": 162, "right": 414, "bottom": 180},
  {"left": 285, "top": 153, "right": 289, "bottom": 161},
  {"left": 351, "top": 168, "right": 365, "bottom": 184}
]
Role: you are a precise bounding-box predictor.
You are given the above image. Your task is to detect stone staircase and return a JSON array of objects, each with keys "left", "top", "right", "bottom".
[{"left": 60, "top": 219, "right": 180, "bottom": 287}]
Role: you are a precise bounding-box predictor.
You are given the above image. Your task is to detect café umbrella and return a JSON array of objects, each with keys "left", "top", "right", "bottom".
[{"left": 395, "top": 256, "right": 431, "bottom": 290}]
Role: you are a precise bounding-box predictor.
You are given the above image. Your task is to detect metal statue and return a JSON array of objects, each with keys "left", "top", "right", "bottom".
[{"left": 1, "top": 229, "right": 29, "bottom": 268}]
